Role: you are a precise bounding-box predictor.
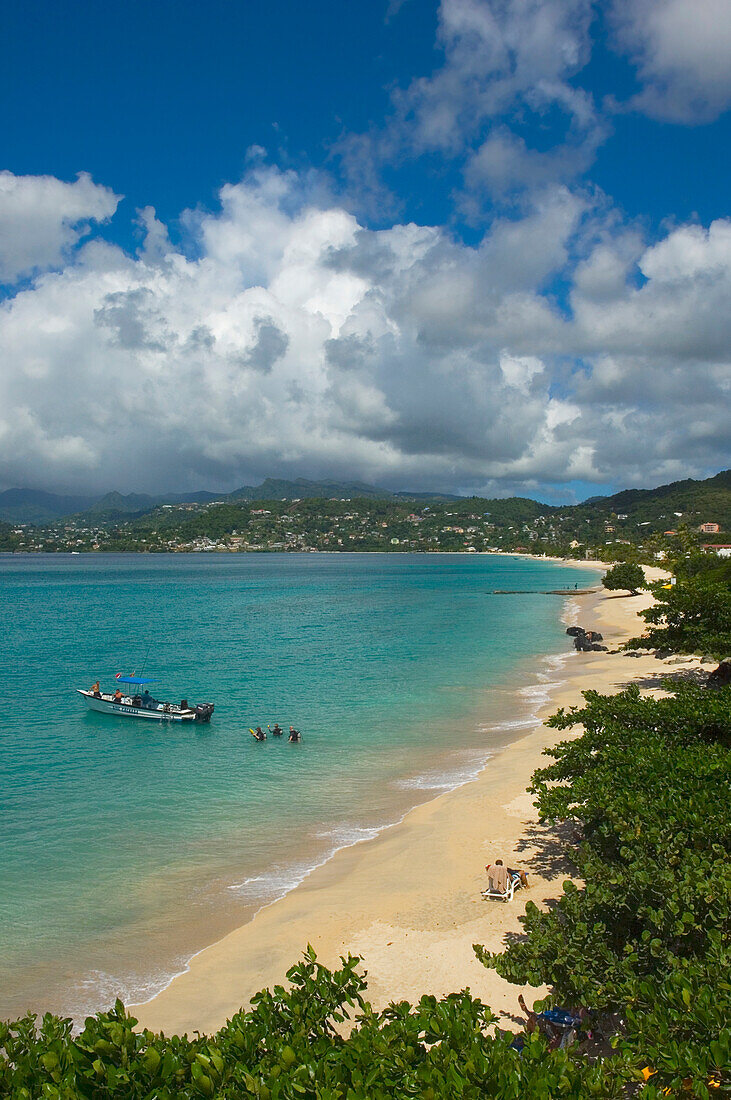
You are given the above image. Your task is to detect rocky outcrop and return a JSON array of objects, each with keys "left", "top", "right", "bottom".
[
  {"left": 573, "top": 634, "right": 608, "bottom": 652},
  {"left": 567, "top": 626, "right": 605, "bottom": 651}
]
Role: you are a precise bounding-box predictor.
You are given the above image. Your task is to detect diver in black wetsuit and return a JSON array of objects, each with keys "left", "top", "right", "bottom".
[
  {"left": 288, "top": 726, "right": 301, "bottom": 742},
  {"left": 270, "top": 724, "right": 283, "bottom": 737},
  {"left": 254, "top": 726, "right": 266, "bottom": 741}
]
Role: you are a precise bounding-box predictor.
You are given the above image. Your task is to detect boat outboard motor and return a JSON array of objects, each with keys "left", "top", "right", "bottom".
[{"left": 194, "top": 702, "right": 215, "bottom": 723}]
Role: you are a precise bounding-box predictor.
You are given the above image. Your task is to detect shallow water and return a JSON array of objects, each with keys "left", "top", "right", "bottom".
[{"left": 0, "top": 552, "right": 597, "bottom": 1019}]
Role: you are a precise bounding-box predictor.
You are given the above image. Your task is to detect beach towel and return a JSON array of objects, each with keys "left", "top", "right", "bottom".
[{"left": 488, "top": 864, "right": 509, "bottom": 892}]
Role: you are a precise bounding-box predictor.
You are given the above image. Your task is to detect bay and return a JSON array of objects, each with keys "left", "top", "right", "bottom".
[{"left": 0, "top": 552, "right": 597, "bottom": 1019}]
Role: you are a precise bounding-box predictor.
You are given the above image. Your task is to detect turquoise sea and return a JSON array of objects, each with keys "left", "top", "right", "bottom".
[{"left": 0, "top": 553, "right": 598, "bottom": 1020}]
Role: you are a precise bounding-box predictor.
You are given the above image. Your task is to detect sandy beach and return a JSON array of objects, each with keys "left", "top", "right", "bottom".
[{"left": 135, "top": 561, "right": 692, "bottom": 1036}]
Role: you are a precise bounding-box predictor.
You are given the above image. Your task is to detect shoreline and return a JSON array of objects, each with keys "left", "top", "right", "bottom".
[
  {"left": 0, "top": 550, "right": 619, "bottom": 560},
  {"left": 0, "top": 552, "right": 601, "bottom": 1024},
  {"left": 134, "top": 561, "right": 684, "bottom": 1036}
]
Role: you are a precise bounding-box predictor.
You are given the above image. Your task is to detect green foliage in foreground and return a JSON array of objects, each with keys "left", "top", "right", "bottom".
[
  {"left": 1, "top": 952, "right": 618, "bottom": 1099},
  {"left": 602, "top": 562, "right": 646, "bottom": 595},
  {"left": 479, "top": 682, "right": 731, "bottom": 1097},
  {"left": 627, "top": 576, "right": 731, "bottom": 658}
]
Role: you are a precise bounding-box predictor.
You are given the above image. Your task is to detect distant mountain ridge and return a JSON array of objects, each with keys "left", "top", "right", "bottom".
[
  {"left": 0, "top": 478, "right": 461, "bottom": 524},
  {"left": 0, "top": 470, "right": 728, "bottom": 527},
  {"left": 0, "top": 488, "right": 98, "bottom": 524}
]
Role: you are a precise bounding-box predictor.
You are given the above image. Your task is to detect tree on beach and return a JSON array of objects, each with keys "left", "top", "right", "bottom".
[
  {"left": 628, "top": 575, "right": 731, "bottom": 658},
  {"left": 601, "top": 561, "right": 646, "bottom": 595}
]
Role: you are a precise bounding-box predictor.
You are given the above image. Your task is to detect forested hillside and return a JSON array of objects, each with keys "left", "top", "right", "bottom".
[{"left": 1, "top": 470, "right": 728, "bottom": 558}]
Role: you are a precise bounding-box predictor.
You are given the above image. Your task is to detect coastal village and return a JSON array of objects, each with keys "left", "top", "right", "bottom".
[{"left": 2, "top": 477, "right": 729, "bottom": 559}]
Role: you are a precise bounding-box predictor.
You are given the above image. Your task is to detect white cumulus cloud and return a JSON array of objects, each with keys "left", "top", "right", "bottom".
[
  {"left": 0, "top": 171, "right": 120, "bottom": 284},
  {"left": 612, "top": 0, "right": 731, "bottom": 122},
  {"left": 0, "top": 164, "right": 729, "bottom": 496},
  {"left": 337, "top": 0, "right": 604, "bottom": 211}
]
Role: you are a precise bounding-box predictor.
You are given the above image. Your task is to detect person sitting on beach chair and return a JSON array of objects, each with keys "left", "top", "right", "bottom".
[
  {"left": 508, "top": 866, "right": 529, "bottom": 888},
  {"left": 483, "top": 859, "right": 524, "bottom": 901},
  {"left": 487, "top": 859, "right": 509, "bottom": 893}
]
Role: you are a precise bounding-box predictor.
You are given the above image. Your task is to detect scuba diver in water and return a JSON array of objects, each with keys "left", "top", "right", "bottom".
[
  {"left": 252, "top": 726, "right": 266, "bottom": 741},
  {"left": 288, "top": 726, "right": 302, "bottom": 742},
  {"left": 270, "top": 724, "right": 283, "bottom": 737}
]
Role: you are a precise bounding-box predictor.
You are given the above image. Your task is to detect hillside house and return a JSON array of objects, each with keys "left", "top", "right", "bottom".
[{"left": 701, "top": 544, "right": 731, "bottom": 557}]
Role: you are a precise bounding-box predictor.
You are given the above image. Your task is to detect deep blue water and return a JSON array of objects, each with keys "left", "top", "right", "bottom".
[{"left": 0, "top": 553, "right": 597, "bottom": 1018}]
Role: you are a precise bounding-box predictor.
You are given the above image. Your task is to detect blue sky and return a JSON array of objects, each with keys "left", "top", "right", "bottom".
[
  {"left": 1, "top": 0, "right": 437, "bottom": 240},
  {"left": 4, "top": 1, "right": 728, "bottom": 235},
  {"left": 1, "top": 0, "right": 730, "bottom": 499}
]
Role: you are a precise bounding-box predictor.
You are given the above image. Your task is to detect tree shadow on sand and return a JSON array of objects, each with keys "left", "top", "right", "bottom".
[
  {"left": 618, "top": 668, "right": 708, "bottom": 691},
  {"left": 513, "top": 818, "right": 581, "bottom": 881}
]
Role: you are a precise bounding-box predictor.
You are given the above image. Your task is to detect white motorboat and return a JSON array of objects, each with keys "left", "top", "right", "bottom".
[{"left": 78, "top": 676, "right": 214, "bottom": 722}]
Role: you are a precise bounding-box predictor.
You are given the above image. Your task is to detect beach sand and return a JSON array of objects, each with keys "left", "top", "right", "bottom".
[{"left": 135, "top": 562, "right": 694, "bottom": 1036}]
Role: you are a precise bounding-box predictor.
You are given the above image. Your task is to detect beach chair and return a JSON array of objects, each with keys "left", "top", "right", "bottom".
[{"left": 482, "top": 872, "right": 521, "bottom": 902}]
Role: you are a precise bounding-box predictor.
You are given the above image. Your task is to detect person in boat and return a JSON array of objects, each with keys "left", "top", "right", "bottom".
[
  {"left": 270, "top": 724, "right": 283, "bottom": 737},
  {"left": 91, "top": 681, "right": 101, "bottom": 698},
  {"left": 141, "top": 689, "right": 154, "bottom": 709},
  {"left": 288, "top": 726, "right": 301, "bottom": 742},
  {"left": 113, "top": 688, "right": 123, "bottom": 703},
  {"left": 254, "top": 726, "right": 266, "bottom": 741}
]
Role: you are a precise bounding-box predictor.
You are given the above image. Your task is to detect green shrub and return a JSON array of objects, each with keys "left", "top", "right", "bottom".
[
  {"left": 628, "top": 576, "right": 731, "bottom": 657},
  {"left": 477, "top": 683, "right": 731, "bottom": 1098},
  {"left": 0, "top": 951, "right": 620, "bottom": 1099},
  {"left": 602, "top": 562, "right": 646, "bottom": 595}
]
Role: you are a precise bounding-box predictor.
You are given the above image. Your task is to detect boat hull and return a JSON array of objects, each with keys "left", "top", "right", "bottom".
[{"left": 78, "top": 690, "right": 196, "bottom": 721}]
